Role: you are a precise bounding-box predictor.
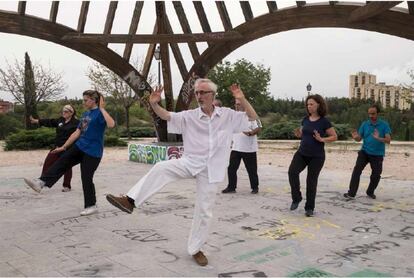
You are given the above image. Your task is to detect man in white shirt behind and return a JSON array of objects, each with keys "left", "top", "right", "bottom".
[
  {"left": 106, "top": 79, "right": 258, "bottom": 266},
  {"left": 222, "top": 99, "right": 262, "bottom": 194}
]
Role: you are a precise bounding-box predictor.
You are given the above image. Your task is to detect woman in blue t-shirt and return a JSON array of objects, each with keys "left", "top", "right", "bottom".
[
  {"left": 288, "top": 94, "right": 337, "bottom": 217},
  {"left": 24, "top": 90, "right": 115, "bottom": 216}
]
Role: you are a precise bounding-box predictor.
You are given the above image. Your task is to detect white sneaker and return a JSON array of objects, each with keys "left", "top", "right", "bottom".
[
  {"left": 24, "top": 178, "right": 45, "bottom": 193},
  {"left": 80, "top": 205, "right": 98, "bottom": 216}
]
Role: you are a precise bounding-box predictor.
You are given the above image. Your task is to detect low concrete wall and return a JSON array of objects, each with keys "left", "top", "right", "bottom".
[{"left": 128, "top": 142, "right": 184, "bottom": 164}]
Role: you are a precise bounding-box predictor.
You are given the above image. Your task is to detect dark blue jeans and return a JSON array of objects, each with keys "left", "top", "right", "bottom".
[{"left": 348, "top": 150, "right": 383, "bottom": 197}]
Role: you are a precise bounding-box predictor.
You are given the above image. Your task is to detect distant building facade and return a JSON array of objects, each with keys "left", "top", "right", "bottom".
[
  {"left": 0, "top": 99, "right": 14, "bottom": 114},
  {"left": 349, "top": 72, "right": 413, "bottom": 110}
]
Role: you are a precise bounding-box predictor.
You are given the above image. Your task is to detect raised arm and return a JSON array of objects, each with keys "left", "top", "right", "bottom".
[
  {"left": 31, "top": 116, "right": 59, "bottom": 128},
  {"left": 149, "top": 85, "right": 171, "bottom": 121},
  {"left": 99, "top": 95, "right": 115, "bottom": 128},
  {"left": 229, "top": 84, "right": 258, "bottom": 121}
]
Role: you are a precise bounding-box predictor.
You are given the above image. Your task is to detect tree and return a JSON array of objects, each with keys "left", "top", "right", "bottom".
[
  {"left": 208, "top": 59, "right": 272, "bottom": 115},
  {"left": 0, "top": 52, "right": 66, "bottom": 128},
  {"left": 24, "top": 52, "right": 37, "bottom": 129},
  {"left": 87, "top": 58, "right": 155, "bottom": 139}
]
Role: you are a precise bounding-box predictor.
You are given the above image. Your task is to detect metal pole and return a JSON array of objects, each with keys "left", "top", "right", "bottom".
[{"left": 157, "top": 60, "right": 161, "bottom": 85}]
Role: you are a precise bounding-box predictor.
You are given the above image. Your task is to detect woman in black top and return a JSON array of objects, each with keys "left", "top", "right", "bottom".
[
  {"left": 30, "top": 104, "right": 80, "bottom": 192},
  {"left": 288, "top": 94, "right": 337, "bottom": 217}
]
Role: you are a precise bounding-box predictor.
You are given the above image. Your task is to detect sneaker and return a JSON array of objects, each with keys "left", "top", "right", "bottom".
[
  {"left": 343, "top": 193, "right": 355, "bottom": 200},
  {"left": 251, "top": 189, "right": 258, "bottom": 194},
  {"left": 290, "top": 201, "right": 300, "bottom": 211},
  {"left": 221, "top": 188, "right": 236, "bottom": 194},
  {"left": 367, "top": 193, "right": 376, "bottom": 199},
  {"left": 62, "top": 187, "right": 71, "bottom": 192},
  {"left": 24, "top": 178, "right": 45, "bottom": 193},
  {"left": 305, "top": 209, "right": 314, "bottom": 217},
  {"left": 106, "top": 194, "right": 134, "bottom": 214},
  {"left": 192, "top": 251, "right": 208, "bottom": 266},
  {"left": 80, "top": 205, "right": 98, "bottom": 216}
]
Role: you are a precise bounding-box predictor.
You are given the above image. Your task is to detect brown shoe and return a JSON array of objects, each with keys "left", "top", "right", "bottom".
[
  {"left": 192, "top": 251, "right": 208, "bottom": 266},
  {"left": 106, "top": 194, "right": 134, "bottom": 214}
]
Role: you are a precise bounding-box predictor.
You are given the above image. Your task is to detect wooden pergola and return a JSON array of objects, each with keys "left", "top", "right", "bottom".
[{"left": 0, "top": 1, "right": 413, "bottom": 142}]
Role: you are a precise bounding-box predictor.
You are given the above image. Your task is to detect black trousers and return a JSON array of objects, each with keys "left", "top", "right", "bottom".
[
  {"left": 348, "top": 150, "right": 383, "bottom": 197},
  {"left": 288, "top": 151, "right": 325, "bottom": 211},
  {"left": 40, "top": 145, "right": 101, "bottom": 208},
  {"left": 227, "top": 150, "right": 259, "bottom": 190}
]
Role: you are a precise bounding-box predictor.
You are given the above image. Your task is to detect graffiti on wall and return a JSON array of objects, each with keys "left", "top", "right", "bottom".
[{"left": 129, "top": 143, "right": 184, "bottom": 164}]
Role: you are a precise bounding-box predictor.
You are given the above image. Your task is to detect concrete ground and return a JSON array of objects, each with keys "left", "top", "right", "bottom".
[{"left": 0, "top": 159, "right": 413, "bottom": 277}]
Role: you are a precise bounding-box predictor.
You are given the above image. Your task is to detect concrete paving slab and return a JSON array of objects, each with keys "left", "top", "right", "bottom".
[{"left": 0, "top": 161, "right": 413, "bottom": 277}]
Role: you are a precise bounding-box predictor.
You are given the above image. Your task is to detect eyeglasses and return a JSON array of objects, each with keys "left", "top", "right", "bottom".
[
  {"left": 195, "top": 90, "right": 213, "bottom": 96},
  {"left": 83, "top": 98, "right": 91, "bottom": 103}
]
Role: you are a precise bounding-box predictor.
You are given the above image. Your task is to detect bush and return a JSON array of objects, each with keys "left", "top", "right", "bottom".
[
  {"left": 259, "top": 120, "right": 301, "bottom": 140},
  {"left": 5, "top": 128, "right": 55, "bottom": 150},
  {"left": 104, "top": 135, "right": 128, "bottom": 147},
  {"left": 0, "top": 113, "right": 24, "bottom": 139},
  {"left": 120, "top": 127, "right": 156, "bottom": 138},
  {"left": 332, "top": 123, "right": 351, "bottom": 140}
]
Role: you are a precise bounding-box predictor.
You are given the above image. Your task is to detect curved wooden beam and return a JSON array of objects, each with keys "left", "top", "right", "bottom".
[
  {"left": 176, "top": 3, "right": 414, "bottom": 112},
  {"left": 0, "top": 10, "right": 169, "bottom": 141}
]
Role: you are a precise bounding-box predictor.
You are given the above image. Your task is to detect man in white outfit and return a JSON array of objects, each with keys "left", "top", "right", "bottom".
[
  {"left": 106, "top": 79, "right": 258, "bottom": 266},
  {"left": 222, "top": 98, "right": 262, "bottom": 194}
]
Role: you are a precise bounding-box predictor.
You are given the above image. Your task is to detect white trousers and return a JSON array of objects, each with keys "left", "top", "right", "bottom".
[{"left": 127, "top": 159, "right": 218, "bottom": 255}]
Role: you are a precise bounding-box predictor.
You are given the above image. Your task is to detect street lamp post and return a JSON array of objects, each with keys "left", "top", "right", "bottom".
[
  {"left": 153, "top": 45, "right": 161, "bottom": 85},
  {"left": 306, "top": 83, "right": 312, "bottom": 96}
]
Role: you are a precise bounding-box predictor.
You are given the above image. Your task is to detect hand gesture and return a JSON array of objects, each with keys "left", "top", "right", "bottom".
[
  {"left": 150, "top": 85, "right": 163, "bottom": 105},
  {"left": 51, "top": 146, "right": 65, "bottom": 154},
  {"left": 229, "top": 83, "right": 245, "bottom": 100},
  {"left": 99, "top": 94, "right": 105, "bottom": 108},
  {"left": 351, "top": 129, "right": 359, "bottom": 139},
  {"left": 372, "top": 128, "right": 380, "bottom": 139},
  {"left": 29, "top": 116, "right": 39, "bottom": 124},
  {"left": 313, "top": 130, "right": 324, "bottom": 142},
  {"left": 293, "top": 127, "right": 302, "bottom": 138}
]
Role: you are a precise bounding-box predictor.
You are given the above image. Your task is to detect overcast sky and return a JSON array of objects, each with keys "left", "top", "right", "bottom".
[{"left": 1, "top": 0, "right": 414, "bottom": 103}]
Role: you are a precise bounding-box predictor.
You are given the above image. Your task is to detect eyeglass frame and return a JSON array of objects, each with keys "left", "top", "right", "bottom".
[{"left": 194, "top": 90, "right": 214, "bottom": 96}]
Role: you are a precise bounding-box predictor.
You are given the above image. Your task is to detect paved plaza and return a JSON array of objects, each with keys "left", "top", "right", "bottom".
[{"left": 0, "top": 158, "right": 413, "bottom": 277}]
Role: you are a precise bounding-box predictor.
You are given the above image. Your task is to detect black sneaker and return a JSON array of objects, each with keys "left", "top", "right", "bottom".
[
  {"left": 251, "top": 189, "right": 258, "bottom": 194},
  {"left": 290, "top": 201, "right": 300, "bottom": 211},
  {"left": 343, "top": 193, "right": 355, "bottom": 200},
  {"left": 367, "top": 193, "right": 376, "bottom": 199},
  {"left": 222, "top": 188, "right": 236, "bottom": 194},
  {"left": 305, "top": 209, "right": 314, "bottom": 217}
]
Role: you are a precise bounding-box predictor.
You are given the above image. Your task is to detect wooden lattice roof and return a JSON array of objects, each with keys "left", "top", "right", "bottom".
[{"left": 0, "top": 1, "right": 413, "bottom": 141}]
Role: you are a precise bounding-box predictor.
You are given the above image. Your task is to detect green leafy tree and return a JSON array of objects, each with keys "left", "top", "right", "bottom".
[
  {"left": 87, "top": 58, "right": 155, "bottom": 139},
  {"left": 208, "top": 59, "right": 271, "bottom": 115}
]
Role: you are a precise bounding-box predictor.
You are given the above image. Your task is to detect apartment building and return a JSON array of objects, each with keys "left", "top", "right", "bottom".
[{"left": 349, "top": 72, "right": 413, "bottom": 110}]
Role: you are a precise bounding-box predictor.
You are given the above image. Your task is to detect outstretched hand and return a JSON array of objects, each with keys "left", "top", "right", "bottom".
[
  {"left": 51, "top": 146, "right": 65, "bottom": 154},
  {"left": 150, "top": 85, "right": 164, "bottom": 105},
  {"left": 293, "top": 127, "right": 302, "bottom": 138},
  {"left": 351, "top": 129, "right": 359, "bottom": 139},
  {"left": 372, "top": 128, "right": 380, "bottom": 140},
  {"left": 99, "top": 94, "right": 105, "bottom": 108},
  {"left": 313, "top": 130, "right": 324, "bottom": 142},
  {"left": 229, "top": 83, "right": 245, "bottom": 99}
]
